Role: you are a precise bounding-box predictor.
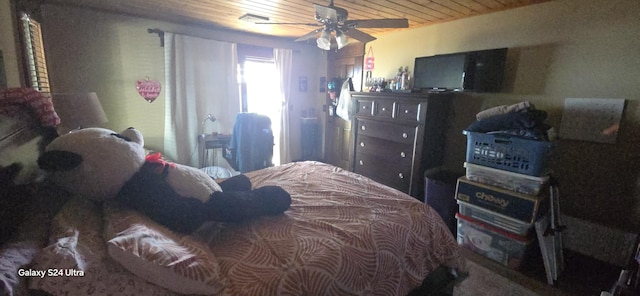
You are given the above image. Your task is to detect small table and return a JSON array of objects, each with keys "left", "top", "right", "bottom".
[{"left": 199, "top": 133, "right": 231, "bottom": 168}]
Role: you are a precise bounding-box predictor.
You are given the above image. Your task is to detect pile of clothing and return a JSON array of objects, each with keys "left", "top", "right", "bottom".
[
  {"left": 466, "top": 101, "right": 552, "bottom": 141},
  {"left": 0, "top": 88, "right": 60, "bottom": 127}
]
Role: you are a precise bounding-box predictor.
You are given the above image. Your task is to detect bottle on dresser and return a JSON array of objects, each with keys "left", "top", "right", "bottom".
[{"left": 401, "top": 66, "right": 411, "bottom": 90}]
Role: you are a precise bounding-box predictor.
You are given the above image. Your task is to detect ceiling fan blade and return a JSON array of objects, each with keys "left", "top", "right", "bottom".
[
  {"left": 343, "top": 28, "right": 376, "bottom": 43},
  {"left": 295, "top": 28, "right": 323, "bottom": 42},
  {"left": 313, "top": 3, "right": 338, "bottom": 22},
  {"left": 255, "top": 22, "right": 321, "bottom": 27},
  {"left": 345, "top": 18, "right": 409, "bottom": 28}
]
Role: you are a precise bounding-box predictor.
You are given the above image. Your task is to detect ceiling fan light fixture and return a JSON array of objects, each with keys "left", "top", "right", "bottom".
[
  {"left": 259, "top": 1, "right": 409, "bottom": 50},
  {"left": 316, "top": 30, "right": 332, "bottom": 50},
  {"left": 335, "top": 30, "right": 348, "bottom": 49}
]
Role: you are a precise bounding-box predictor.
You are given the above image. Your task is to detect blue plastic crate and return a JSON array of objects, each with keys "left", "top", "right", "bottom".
[{"left": 464, "top": 131, "right": 552, "bottom": 176}]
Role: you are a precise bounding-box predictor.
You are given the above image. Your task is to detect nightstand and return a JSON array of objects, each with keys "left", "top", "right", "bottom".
[{"left": 199, "top": 133, "right": 231, "bottom": 168}]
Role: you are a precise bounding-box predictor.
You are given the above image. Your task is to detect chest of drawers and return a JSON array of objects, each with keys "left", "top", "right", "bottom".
[{"left": 350, "top": 92, "right": 452, "bottom": 199}]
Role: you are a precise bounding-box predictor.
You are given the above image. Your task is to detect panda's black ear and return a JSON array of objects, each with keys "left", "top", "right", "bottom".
[{"left": 38, "top": 150, "right": 83, "bottom": 171}]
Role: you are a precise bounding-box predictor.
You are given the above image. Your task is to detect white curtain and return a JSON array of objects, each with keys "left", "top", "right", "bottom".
[
  {"left": 164, "top": 33, "right": 240, "bottom": 167},
  {"left": 274, "top": 48, "right": 293, "bottom": 164}
]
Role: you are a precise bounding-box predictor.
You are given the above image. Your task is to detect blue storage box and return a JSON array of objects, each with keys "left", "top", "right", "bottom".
[{"left": 464, "top": 131, "right": 553, "bottom": 176}]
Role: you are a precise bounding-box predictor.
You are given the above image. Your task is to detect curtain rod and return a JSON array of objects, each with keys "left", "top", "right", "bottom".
[
  {"left": 147, "top": 28, "right": 165, "bottom": 47},
  {"left": 148, "top": 27, "right": 236, "bottom": 48},
  {"left": 147, "top": 27, "right": 299, "bottom": 52},
  {"left": 147, "top": 28, "right": 226, "bottom": 47}
]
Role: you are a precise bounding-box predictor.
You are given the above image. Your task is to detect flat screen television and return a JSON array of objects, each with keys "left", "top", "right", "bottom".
[
  {"left": 412, "top": 48, "right": 507, "bottom": 93},
  {"left": 413, "top": 52, "right": 466, "bottom": 91}
]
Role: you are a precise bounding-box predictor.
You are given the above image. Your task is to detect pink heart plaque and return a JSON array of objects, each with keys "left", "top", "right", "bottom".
[{"left": 136, "top": 79, "right": 161, "bottom": 103}]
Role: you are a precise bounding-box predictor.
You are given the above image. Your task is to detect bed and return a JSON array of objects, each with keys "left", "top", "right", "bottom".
[{"left": 0, "top": 90, "right": 465, "bottom": 296}]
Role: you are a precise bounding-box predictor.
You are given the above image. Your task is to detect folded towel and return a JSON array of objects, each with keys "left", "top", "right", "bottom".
[
  {"left": 476, "top": 101, "right": 533, "bottom": 121},
  {"left": 336, "top": 78, "right": 352, "bottom": 121}
]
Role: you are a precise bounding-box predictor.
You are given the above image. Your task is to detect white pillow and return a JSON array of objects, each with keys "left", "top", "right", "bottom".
[{"left": 104, "top": 202, "right": 225, "bottom": 295}]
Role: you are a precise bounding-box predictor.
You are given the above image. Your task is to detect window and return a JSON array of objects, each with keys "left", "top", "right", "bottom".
[
  {"left": 241, "top": 58, "right": 283, "bottom": 166},
  {"left": 19, "top": 13, "right": 50, "bottom": 93}
]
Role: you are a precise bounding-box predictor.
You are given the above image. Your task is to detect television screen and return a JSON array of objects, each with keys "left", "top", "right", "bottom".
[
  {"left": 412, "top": 48, "right": 507, "bottom": 93},
  {"left": 412, "top": 53, "right": 466, "bottom": 91},
  {"left": 463, "top": 48, "right": 508, "bottom": 93}
]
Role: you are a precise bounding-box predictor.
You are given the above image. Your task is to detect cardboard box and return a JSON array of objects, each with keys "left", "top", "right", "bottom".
[{"left": 455, "top": 177, "right": 548, "bottom": 224}]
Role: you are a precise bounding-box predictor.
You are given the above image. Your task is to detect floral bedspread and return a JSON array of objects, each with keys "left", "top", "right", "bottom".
[{"left": 28, "top": 161, "right": 463, "bottom": 295}]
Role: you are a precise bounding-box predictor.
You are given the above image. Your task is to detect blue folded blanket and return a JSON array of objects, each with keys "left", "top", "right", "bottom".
[
  {"left": 467, "top": 110, "right": 547, "bottom": 132},
  {"left": 466, "top": 110, "right": 550, "bottom": 140}
]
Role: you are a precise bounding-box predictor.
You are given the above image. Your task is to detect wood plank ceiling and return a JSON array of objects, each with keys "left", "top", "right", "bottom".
[{"left": 43, "top": 0, "right": 551, "bottom": 41}]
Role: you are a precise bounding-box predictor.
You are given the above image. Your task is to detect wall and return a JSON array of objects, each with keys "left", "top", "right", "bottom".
[
  {"left": 39, "top": 4, "right": 326, "bottom": 162},
  {"left": 0, "top": 0, "right": 21, "bottom": 87},
  {"left": 369, "top": 0, "right": 640, "bottom": 231}
]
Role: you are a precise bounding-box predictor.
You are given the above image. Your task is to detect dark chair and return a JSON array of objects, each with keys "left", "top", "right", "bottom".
[{"left": 223, "top": 113, "right": 274, "bottom": 173}]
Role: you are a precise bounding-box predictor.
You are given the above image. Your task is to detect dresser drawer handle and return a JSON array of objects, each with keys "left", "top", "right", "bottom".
[
  {"left": 402, "top": 133, "right": 408, "bottom": 138},
  {"left": 400, "top": 152, "right": 406, "bottom": 158},
  {"left": 359, "top": 160, "right": 364, "bottom": 165},
  {"left": 361, "top": 125, "right": 366, "bottom": 131},
  {"left": 362, "top": 105, "right": 367, "bottom": 109},
  {"left": 404, "top": 109, "right": 409, "bottom": 114},
  {"left": 360, "top": 142, "right": 365, "bottom": 147},
  {"left": 398, "top": 173, "right": 404, "bottom": 179},
  {"left": 381, "top": 107, "right": 386, "bottom": 111}
]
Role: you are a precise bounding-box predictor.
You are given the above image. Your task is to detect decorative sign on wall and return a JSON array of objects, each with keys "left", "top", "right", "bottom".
[
  {"left": 136, "top": 78, "right": 161, "bottom": 103},
  {"left": 364, "top": 46, "right": 375, "bottom": 71},
  {"left": 559, "top": 98, "right": 626, "bottom": 144}
]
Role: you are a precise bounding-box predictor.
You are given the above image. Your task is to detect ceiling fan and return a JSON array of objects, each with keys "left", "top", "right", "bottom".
[{"left": 256, "top": 0, "right": 409, "bottom": 50}]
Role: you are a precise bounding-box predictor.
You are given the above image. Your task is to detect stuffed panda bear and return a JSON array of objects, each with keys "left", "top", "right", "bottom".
[{"left": 37, "top": 127, "right": 291, "bottom": 233}]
